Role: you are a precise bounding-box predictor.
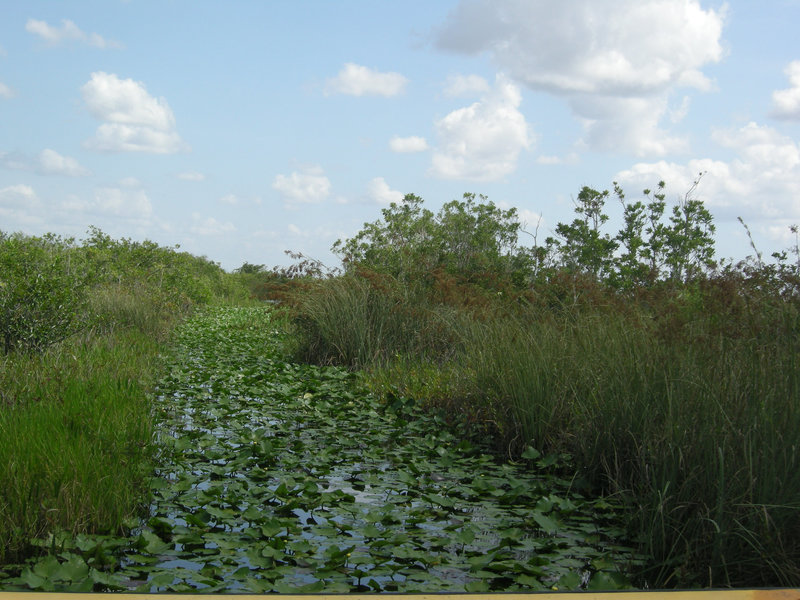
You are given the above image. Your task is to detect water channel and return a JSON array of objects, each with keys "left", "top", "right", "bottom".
[{"left": 10, "top": 306, "right": 640, "bottom": 593}]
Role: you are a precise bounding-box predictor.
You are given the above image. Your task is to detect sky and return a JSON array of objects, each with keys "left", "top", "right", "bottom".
[{"left": 1, "top": 0, "right": 800, "bottom": 272}]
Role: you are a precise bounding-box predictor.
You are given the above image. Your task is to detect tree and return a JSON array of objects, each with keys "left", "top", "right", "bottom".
[
  {"left": 544, "top": 176, "right": 717, "bottom": 289},
  {"left": 663, "top": 175, "right": 716, "bottom": 282},
  {"left": 235, "top": 262, "right": 266, "bottom": 274},
  {"left": 546, "top": 186, "right": 618, "bottom": 279},
  {"left": 333, "top": 192, "right": 533, "bottom": 287}
]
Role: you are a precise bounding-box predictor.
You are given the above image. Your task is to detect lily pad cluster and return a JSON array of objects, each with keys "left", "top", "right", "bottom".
[{"left": 0, "top": 306, "right": 639, "bottom": 593}]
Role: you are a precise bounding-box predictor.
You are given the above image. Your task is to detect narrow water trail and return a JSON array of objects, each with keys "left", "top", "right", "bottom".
[{"left": 5, "top": 306, "right": 639, "bottom": 593}]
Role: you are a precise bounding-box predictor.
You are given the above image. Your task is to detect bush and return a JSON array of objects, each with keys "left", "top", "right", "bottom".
[{"left": 0, "top": 233, "right": 90, "bottom": 353}]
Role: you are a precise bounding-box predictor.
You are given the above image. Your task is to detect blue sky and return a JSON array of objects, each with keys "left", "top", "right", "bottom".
[{"left": 2, "top": 1, "right": 800, "bottom": 271}]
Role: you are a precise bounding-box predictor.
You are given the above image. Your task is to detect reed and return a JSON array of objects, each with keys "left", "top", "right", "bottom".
[
  {"left": 0, "top": 329, "right": 161, "bottom": 564},
  {"left": 288, "top": 272, "right": 460, "bottom": 368},
  {"left": 462, "top": 300, "right": 800, "bottom": 587}
]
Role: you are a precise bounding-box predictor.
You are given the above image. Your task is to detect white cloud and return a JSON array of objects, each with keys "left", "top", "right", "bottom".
[
  {"left": 190, "top": 214, "right": 235, "bottom": 236},
  {"left": 0, "top": 149, "right": 90, "bottom": 176},
  {"left": 25, "top": 18, "right": 122, "bottom": 48},
  {"left": 669, "top": 95, "right": 692, "bottom": 124},
  {"left": 272, "top": 167, "right": 331, "bottom": 205},
  {"left": 0, "top": 82, "right": 13, "bottom": 99},
  {"left": 436, "top": 0, "right": 724, "bottom": 95},
  {"left": 572, "top": 95, "right": 688, "bottom": 156},
  {"left": 81, "top": 72, "right": 186, "bottom": 154},
  {"left": 430, "top": 74, "right": 531, "bottom": 181},
  {"left": 389, "top": 135, "right": 429, "bottom": 153},
  {"left": 443, "top": 74, "right": 490, "bottom": 97},
  {"left": 0, "top": 184, "right": 42, "bottom": 225},
  {"left": 616, "top": 122, "right": 800, "bottom": 222},
  {"left": 91, "top": 187, "right": 153, "bottom": 220},
  {"left": 325, "top": 63, "right": 408, "bottom": 97},
  {"left": 516, "top": 208, "right": 545, "bottom": 237},
  {"left": 771, "top": 60, "right": 800, "bottom": 120},
  {"left": 367, "top": 177, "right": 404, "bottom": 205},
  {"left": 435, "top": 0, "right": 725, "bottom": 156},
  {"left": 219, "top": 194, "right": 239, "bottom": 206},
  {"left": 0, "top": 183, "right": 38, "bottom": 205},
  {"left": 38, "top": 149, "right": 91, "bottom": 176},
  {"left": 178, "top": 171, "right": 206, "bottom": 181}
]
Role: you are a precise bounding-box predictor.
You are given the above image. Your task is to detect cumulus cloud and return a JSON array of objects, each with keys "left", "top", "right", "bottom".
[
  {"left": 0, "top": 82, "right": 13, "bottom": 99},
  {"left": 38, "top": 149, "right": 91, "bottom": 176},
  {"left": 436, "top": 0, "right": 724, "bottom": 94},
  {"left": 25, "top": 18, "right": 122, "bottom": 48},
  {"left": 435, "top": 0, "right": 725, "bottom": 156},
  {"left": 81, "top": 72, "right": 186, "bottom": 153},
  {"left": 616, "top": 122, "right": 800, "bottom": 222},
  {"left": 573, "top": 95, "right": 688, "bottom": 156},
  {"left": 430, "top": 74, "right": 531, "bottom": 181},
  {"left": 443, "top": 74, "right": 490, "bottom": 97},
  {"left": 325, "top": 63, "right": 408, "bottom": 97},
  {"left": 389, "top": 135, "right": 429, "bottom": 153},
  {"left": 516, "top": 208, "right": 545, "bottom": 239},
  {"left": 0, "top": 184, "right": 42, "bottom": 225},
  {"left": 272, "top": 167, "right": 331, "bottom": 205},
  {"left": 190, "top": 214, "right": 236, "bottom": 236},
  {"left": 367, "top": 177, "right": 404, "bottom": 205},
  {"left": 771, "top": 60, "right": 800, "bottom": 120},
  {"left": 0, "top": 149, "right": 90, "bottom": 176},
  {"left": 0, "top": 183, "right": 38, "bottom": 205},
  {"left": 92, "top": 187, "right": 153, "bottom": 219}
]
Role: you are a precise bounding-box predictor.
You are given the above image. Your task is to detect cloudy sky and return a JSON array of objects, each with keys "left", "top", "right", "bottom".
[{"left": 1, "top": 1, "right": 799, "bottom": 270}]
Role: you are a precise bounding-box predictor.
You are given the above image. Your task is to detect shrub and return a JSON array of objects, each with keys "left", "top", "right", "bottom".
[{"left": 0, "top": 233, "right": 90, "bottom": 353}]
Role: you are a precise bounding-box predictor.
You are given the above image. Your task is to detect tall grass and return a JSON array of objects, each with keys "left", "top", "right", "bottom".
[
  {"left": 463, "top": 298, "right": 800, "bottom": 587},
  {"left": 0, "top": 330, "right": 160, "bottom": 563},
  {"left": 289, "top": 272, "right": 460, "bottom": 368},
  {"left": 290, "top": 266, "right": 800, "bottom": 587},
  {"left": 0, "top": 229, "right": 250, "bottom": 567}
]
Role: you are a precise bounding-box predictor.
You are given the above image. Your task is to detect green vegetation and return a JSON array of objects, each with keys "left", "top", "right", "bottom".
[
  {"left": 2, "top": 307, "right": 640, "bottom": 593},
  {"left": 289, "top": 180, "right": 800, "bottom": 588},
  {"left": 0, "top": 228, "right": 244, "bottom": 565},
  {"left": 2, "top": 176, "right": 798, "bottom": 591}
]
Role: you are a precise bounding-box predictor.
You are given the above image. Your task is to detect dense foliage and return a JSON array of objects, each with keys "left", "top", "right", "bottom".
[
  {"left": 0, "top": 233, "right": 90, "bottom": 353},
  {"left": 2, "top": 184, "right": 798, "bottom": 590},
  {"left": 1, "top": 307, "right": 640, "bottom": 593},
  {"left": 0, "top": 227, "right": 245, "bottom": 566},
  {"left": 288, "top": 181, "right": 800, "bottom": 588},
  {"left": 334, "top": 193, "right": 535, "bottom": 289}
]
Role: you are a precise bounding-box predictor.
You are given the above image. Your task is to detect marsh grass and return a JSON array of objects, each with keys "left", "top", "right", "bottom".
[
  {"left": 87, "top": 282, "right": 181, "bottom": 339},
  {"left": 462, "top": 300, "right": 800, "bottom": 587},
  {"left": 289, "top": 272, "right": 461, "bottom": 368},
  {"left": 291, "top": 266, "right": 800, "bottom": 587},
  {"left": 0, "top": 329, "right": 160, "bottom": 563},
  {"left": 0, "top": 229, "right": 255, "bottom": 570},
  {"left": 0, "top": 272, "right": 184, "bottom": 566}
]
